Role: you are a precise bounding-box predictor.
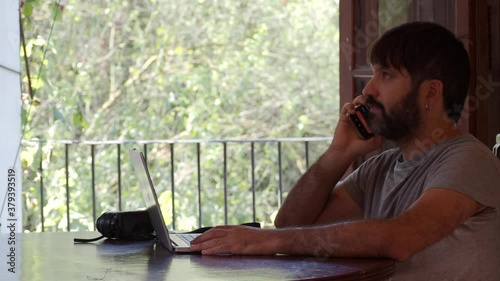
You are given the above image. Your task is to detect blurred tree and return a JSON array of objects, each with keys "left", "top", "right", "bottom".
[{"left": 20, "top": 0, "right": 339, "bottom": 232}]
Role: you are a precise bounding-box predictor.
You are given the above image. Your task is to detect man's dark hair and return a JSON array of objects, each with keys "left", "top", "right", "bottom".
[{"left": 368, "top": 21, "right": 471, "bottom": 123}]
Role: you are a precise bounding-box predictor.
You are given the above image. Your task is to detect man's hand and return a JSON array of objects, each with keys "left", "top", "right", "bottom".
[
  {"left": 190, "top": 226, "right": 278, "bottom": 255},
  {"left": 332, "top": 95, "right": 384, "bottom": 158}
]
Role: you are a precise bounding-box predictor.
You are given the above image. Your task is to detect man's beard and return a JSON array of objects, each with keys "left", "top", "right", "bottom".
[{"left": 365, "top": 87, "right": 422, "bottom": 143}]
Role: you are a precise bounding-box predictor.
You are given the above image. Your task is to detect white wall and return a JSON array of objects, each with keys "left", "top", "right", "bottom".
[{"left": 0, "top": 0, "right": 22, "bottom": 236}]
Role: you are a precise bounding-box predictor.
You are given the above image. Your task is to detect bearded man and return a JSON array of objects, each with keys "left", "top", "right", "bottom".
[{"left": 191, "top": 22, "right": 500, "bottom": 280}]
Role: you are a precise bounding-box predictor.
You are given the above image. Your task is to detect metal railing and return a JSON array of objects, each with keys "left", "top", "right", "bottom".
[{"left": 22, "top": 137, "right": 331, "bottom": 232}]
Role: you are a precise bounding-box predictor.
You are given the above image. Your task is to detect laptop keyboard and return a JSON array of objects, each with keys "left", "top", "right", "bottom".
[{"left": 176, "top": 233, "right": 200, "bottom": 245}]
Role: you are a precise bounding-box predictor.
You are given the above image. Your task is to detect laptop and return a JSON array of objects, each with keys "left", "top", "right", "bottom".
[{"left": 130, "top": 149, "right": 200, "bottom": 253}]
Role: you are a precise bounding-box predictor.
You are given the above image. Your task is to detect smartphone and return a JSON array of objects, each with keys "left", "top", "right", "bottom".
[{"left": 349, "top": 104, "right": 374, "bottom": 140}]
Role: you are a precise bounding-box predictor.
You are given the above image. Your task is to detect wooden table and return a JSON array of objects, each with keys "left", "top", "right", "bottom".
[{"left": 1, "top": 232, "right": 395, "bottom": 281}]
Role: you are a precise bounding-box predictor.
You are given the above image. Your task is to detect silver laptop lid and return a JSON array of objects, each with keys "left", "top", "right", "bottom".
[{"left": 130, "top": 149, "right": 174, "bottom": 252}]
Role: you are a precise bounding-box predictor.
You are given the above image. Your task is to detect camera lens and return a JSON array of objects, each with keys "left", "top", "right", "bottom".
[{"left": 96, "top": 212, "right": 118, "bottom": 238}]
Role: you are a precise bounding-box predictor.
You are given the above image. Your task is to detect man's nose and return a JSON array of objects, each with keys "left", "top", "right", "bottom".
[{"left": 362, "top": 77, "right": 378, "bottom": 98}]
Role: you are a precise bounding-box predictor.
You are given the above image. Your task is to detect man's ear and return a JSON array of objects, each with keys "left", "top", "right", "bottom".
[{"left": 425, "top": 79, "right": 444, "bottom": 107}]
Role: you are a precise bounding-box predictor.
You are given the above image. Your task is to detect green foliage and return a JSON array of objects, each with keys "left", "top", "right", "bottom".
[{"left": 21, "top": 0, "right": 339, "bottom": 232}]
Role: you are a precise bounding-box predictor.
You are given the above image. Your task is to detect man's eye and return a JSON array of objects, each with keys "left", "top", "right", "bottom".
[{"left": 382, "top": 72, "right": 390, "bottom": 79}]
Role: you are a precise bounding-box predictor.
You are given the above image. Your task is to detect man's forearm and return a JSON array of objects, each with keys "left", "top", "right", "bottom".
[
  {"left": 274, "top": 146, "right": 355, "bottom": 227},
  {"left": 272, "top": 220, "right": 399, "bottom": 260}
]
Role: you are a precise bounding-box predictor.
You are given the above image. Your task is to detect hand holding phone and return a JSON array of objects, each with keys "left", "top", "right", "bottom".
[{"left": 349, "top": 104, "right": 374, "bottom": 140}]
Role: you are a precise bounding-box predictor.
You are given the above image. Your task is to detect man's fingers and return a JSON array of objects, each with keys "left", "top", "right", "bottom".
[
  {"left": 191, "top": 228, "right": 228, "bottom": 244},
  {"left": 341, "top": 97, "right": 367, "bottom": 119},
  {"left": 191, "top": 237, "right": 232, "bottom": 254},
  {"left": 190, "top": 227, "right": 242, "bottom": 254},
  {"left": 341, "top": 103, "right": 356, "bottom": 117},
  {"left": 201, "top": 243, "right": 232, "bottom": 255}
]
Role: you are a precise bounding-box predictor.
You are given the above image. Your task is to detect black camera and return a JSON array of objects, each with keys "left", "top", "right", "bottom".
[{"left": 96, "top": 210, "right": 155, "bottom": 241}]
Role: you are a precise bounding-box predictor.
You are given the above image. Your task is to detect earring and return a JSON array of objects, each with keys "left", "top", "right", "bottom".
[{"left": 425, "top": 104, "right": 430, "bottom": 111}]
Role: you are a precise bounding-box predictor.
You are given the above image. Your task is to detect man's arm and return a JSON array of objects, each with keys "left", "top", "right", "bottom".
[
  {"left": 274, "top": 146, "right": 361, "bottom": 228},
  {"left": 280, "top": 188, "right": 486, "bottom": 261},
  {"left": 191, "top": 188, "right": 486, "bottom": 261},
  {"left": 275, "top": 96, "right": 383, "bottom": 228},
  {"left": 312, "top": 185, "right": 364, "bottom": 225}
]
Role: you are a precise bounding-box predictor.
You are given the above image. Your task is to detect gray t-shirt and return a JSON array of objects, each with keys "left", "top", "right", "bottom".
[{"left": 343, "top": 134, "right": 500, "bottom": 280}]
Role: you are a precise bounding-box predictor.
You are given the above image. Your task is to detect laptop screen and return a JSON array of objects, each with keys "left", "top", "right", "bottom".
[{"left": 130, "top": 149, "right": 175, "bottom": 252}]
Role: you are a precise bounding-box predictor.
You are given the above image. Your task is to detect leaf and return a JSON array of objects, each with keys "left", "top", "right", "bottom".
[
  {"left": 53, "top": 107, "right": 67, "bottom": 124},
  {"left": 72, "top": 111, "right": 89, "bottom": 130},
  {"left": 22, "top": 2, "right": 34, "bottom": 17},
  {"left": 32, "top": 38, "right": 47, "bottom": 46}
]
